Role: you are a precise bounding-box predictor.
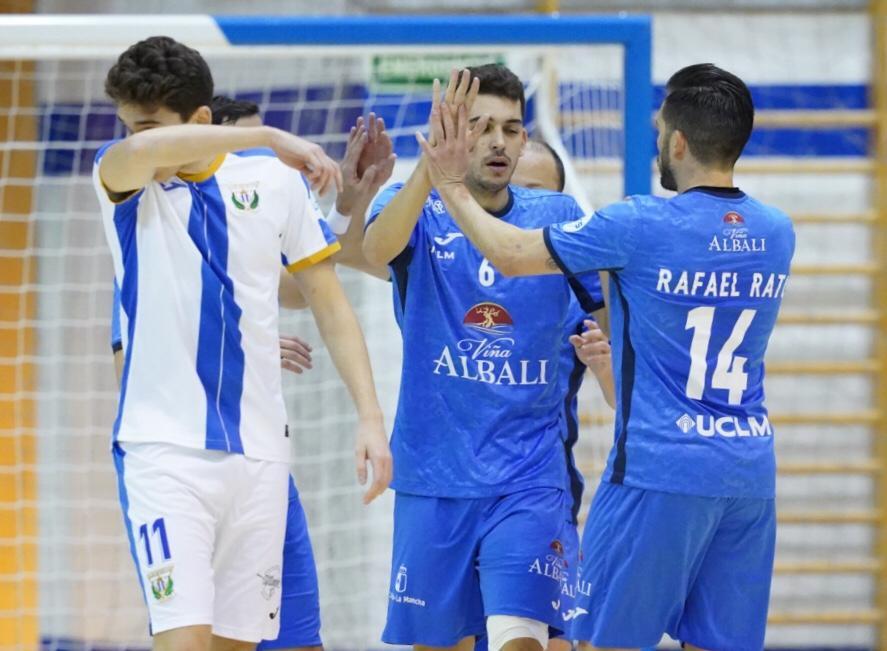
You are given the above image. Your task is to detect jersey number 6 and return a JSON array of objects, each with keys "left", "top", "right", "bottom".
[{"left": 478, "top": 258, "right": 495, "bottom": 287}]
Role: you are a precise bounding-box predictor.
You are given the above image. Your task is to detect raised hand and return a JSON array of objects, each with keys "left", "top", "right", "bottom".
[
  {"left": 417, "top": 101, "right": 489, "bottom": 190},
  {"left": 270, "top": 129, "right": 343, "bottom": 197},
  {"left": 569, "top": 319, "right": 612, "bottom": 374},
  {"left": 358, "top": 112, "right": 396, "bottom": 181},
  {"left": 337, "top": 114, "right": 396, "bottom": 215}
]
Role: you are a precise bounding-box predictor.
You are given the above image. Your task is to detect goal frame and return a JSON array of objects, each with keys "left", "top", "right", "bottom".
[{"left": 0, "top": 13, "right": 653, "bottom": 195}]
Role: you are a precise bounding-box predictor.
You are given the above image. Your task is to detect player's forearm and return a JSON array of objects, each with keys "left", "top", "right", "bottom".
[
  {"left": 362, "top": 161, "right": 431, "bottom": 266},
  {"left": 303, "top": 271, "right": 383, "bottom": 419},
  {"left": 436, "top": 182, "right": 555, "bottom": 277},
  {"left": 100, "top": 125, "right": 275, "bottom": 193},
  {"left": 590, "top": 363, "right": 616, "bottom": 410},
  {"left": 333, "top": 197, "right": 390, "bottom": 280}
]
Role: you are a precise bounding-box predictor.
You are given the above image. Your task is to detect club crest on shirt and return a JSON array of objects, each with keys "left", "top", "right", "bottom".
[
  {"left": 147, "top": 564, "right": 175, "bottom": 602},
  {"left": 463, "top": 302, "right": 514, "bottom": 335},
  {"left": 229, "top": 183, "right": 260, "bottom": 212}
]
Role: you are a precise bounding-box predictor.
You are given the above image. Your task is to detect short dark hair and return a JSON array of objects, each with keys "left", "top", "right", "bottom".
[
  {"left": 661, "top": 63, "right": 754, "bottom": 167},
  {"left": 211, "top": 96, "right": 260, "bottom": 125},
  {"left": 105, "top": 36, "right": 214, "bottom": 121},
  {"left": 467, "top": 63, "right": 525, "bottom": 118},
  {"left": 527, "top": 140, "right": 565, "bottom": 192}
]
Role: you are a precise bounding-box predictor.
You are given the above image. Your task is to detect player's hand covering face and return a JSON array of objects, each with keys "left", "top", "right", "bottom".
[
  {"left": 337, "top": 113, "right": 397, "bottom": 215},
  {"left": 355, "top": 416, "right": 393, "bottom": 504},
  {"left": 417, "top": 98, "right": 489, "bottom": 190},
  {"left": 426, "top": 68, "right": 481, "bottom": 147},
  {"left": 270, "top": 130, "right": 343, "bottom": 197}
]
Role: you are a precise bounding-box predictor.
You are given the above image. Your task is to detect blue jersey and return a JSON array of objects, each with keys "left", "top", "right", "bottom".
[
  {"left": 544, "top": 187, "right": 795, "bottom": 499},
  {"left": 111, "top": 280, "right": 122, "bottom": 352},
  {"left": 369, "top": 184, "right": 603, "bottom": 497},
  {"left": 560, "top": 299, "right": 588, "bottom": 524}
]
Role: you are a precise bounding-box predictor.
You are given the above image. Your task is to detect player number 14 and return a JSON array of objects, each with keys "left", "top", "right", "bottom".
[{"left": 685, "top": 307, "right": 757, "bottom": 405}]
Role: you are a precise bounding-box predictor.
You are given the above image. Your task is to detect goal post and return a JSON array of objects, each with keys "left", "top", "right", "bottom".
[{"left": 0, "top": 14, "right": 652, "bottom": 650}]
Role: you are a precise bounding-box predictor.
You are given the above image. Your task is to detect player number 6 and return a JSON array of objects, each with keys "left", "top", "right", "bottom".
[{"left": 478, "top": 258, "right": 495, "bottom": 287}]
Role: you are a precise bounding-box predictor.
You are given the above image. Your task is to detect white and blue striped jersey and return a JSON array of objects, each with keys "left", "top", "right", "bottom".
[{"left": 94, "top": 144, "right": 339, "bottom": 463}]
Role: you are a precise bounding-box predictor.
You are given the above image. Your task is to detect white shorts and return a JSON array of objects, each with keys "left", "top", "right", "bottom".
[{"left": 112, "top": 441, "right": 290, "bottom": 642}]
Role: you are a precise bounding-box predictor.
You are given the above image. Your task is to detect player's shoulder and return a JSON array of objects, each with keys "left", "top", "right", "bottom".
[
  {"left": 597, "top": 194, "right": 654, "bottom": 221},
  {"left": 742, "top": 194, "right": 793, "bottom": 226},
  {"left": 220, "top": 149, "right": 306, "bottom": 192},
  {"left": 511, "top": 185, "right": 579, "bottom": 208},
  {"left": 223, "top": 148, "right": 285, "bottom": 175}
]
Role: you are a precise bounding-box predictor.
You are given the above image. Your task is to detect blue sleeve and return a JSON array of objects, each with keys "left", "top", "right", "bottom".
[
  {"left": 367, "top": 182, "right": 426, "bottom": 272},
  {"left": 110, "top": 280, "right": 122, "bottom": 352},
  {"left": 366, "top": 182, "right": 421, "bottom": 250},
  {"left": 569, "top": 271, "right": 606, "bottom": 314},
  {"left": 543, "top": 198, "right": 640, "bottom": 275}
]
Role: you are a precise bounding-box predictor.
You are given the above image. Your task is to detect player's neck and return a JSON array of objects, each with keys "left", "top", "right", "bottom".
[
  {"left": 469, "top": 184, "right": 511, "bottom": 214},
  {"left": 676, "top": 166, "right": 735, "bottom": 193}
]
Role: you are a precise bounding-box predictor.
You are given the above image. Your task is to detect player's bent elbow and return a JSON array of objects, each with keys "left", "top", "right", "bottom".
[
  {"left": 361, "top": 234, "right": 393, "bottom": 268},
  {"left": 493, "top": 251, "right": 524, "bottom": 278}
]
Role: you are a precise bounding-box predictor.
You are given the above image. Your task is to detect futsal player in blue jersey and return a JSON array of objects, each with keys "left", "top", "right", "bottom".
[
  {"left": 363, "top": 65, "right": 606, "bottom": 651},
  {"left": 418, "top": 63, "right": 794, "bottom": 651}
]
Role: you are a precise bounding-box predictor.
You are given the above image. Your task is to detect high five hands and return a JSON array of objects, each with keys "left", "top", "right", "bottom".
[{"left": 416, "top": 69, "right": 489, "bottom": 189}]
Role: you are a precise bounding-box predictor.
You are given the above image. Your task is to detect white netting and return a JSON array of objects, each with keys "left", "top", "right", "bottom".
[{"left": 0, "top": 43, "right": 626, "bottom": 650}]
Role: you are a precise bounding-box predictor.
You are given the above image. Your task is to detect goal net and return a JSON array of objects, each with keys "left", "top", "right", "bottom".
[{"left": 0, "top": 14, "right": 651, "bottom": 650}]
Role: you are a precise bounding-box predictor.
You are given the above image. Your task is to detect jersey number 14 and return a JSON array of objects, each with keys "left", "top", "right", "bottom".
[{"left": 685, "top": 307, "right": 757, "bottom": 406}]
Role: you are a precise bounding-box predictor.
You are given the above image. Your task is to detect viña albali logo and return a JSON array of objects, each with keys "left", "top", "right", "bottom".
[
  {"left": 432, "top": 302, "right": 549, "bottom": 386},
  {"left": 709, "top": 211, "right": 766, "bottom": 253}
]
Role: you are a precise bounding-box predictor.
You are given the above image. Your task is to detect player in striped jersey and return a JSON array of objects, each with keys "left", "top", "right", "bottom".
[
  {"left": 418, "top": 63, "right": 794, "bottom": 651},
  {"left": 96, "top": 37, "right": 391, "bottom": 650}
]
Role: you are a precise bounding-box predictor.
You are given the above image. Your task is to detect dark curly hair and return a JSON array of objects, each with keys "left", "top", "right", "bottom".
[
  {"left": 466, "top": 63, "right": 525, "bottom": 119},
  {"left": 211, "top": 96, "right": 260, "bottom": 125},
  {"left": 105, "top": 36, "right": 214, "bottom": 121}
]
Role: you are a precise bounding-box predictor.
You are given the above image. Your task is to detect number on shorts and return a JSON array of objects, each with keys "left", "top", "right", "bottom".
[{"left": 138, "top": 517, "right": 171, "bottom": 566}]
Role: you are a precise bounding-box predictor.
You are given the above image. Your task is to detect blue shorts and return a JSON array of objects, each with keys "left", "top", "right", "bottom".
[
  {"left": 552, "top": 520, "right": 580, "bottom": 638},
  {"left": 571, "top": 481, "right": 775, "bottom": 651},
  {"left": 258, "top": 477, "right": 322, "bottom": 650},
  {"left": 383, "top": 487, "right": 569, "bottom": 647}
]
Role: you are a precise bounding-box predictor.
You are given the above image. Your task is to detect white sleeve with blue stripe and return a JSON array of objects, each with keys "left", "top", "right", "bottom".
[{"left": 280, "top": 170, "right": 341, "bottom": 271}]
